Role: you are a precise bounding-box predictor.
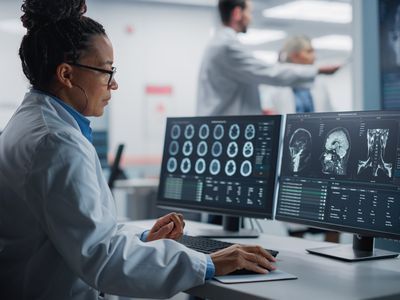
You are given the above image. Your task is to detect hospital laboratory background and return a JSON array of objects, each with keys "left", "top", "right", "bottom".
[{"left": 0, "top": 0, "right": 400, "bottom": 300}]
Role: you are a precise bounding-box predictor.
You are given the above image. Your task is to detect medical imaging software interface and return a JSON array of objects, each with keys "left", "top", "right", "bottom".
[
  {"left": 158, "top": 115, "right": 281, "bottom": 218},
  {"left": 276, "top": 111, "right": 400, "bottom": 237}
]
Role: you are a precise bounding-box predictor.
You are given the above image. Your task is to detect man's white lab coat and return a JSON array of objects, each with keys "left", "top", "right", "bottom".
[
  {"left": 0, "top": 91, "right": 207, "bottom": 300},
  {"left": 196, "top": 27, "right": 318, "bottom": 116}
]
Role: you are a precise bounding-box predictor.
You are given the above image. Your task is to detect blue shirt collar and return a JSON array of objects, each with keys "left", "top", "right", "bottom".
[{"left": 33, "top": 89, "right": 93, "bottom": 143}]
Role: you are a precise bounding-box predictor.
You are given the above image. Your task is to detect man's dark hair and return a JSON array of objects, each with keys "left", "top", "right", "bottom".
[
  {"left": 218, "top": 0, "right": 247, "bottom": 25},
  {"left": 19, "top": 0, "right": 106, "bottom": 89}
]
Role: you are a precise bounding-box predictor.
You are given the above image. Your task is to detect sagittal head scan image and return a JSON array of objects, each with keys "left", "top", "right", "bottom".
[
  {"left": 357, "top": 129, "right": 393, "bottom": 177},
  {"left": 288, "top": 128, "right": 312, "bottom": 172},
  {"left": 321, "top": 127, "right": 350, "bottom": 175}
]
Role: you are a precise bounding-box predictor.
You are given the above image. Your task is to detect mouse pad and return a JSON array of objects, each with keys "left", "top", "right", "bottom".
[{"left": 214, "top": 269, "right": 297, "bottom": 284}]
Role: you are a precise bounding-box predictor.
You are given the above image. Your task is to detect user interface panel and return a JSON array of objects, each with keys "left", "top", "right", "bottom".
[
  {"left": 158, "top": 115, "right": 281, "bottom": 218},
  {"left": 276, "top": 111, "right": 400, "bottom": 239}
]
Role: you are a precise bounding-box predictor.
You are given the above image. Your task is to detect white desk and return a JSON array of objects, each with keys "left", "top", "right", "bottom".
[{"left": 131, "top": 220, "right": 400, "bottom": 300}]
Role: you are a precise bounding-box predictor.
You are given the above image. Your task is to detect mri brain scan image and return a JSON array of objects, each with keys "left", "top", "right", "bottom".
[
  {"left": 213, "top": 124, "right": 224, "bottom": 140},
  {"left": 225, "top": 160, "right": 237, "bottom": 176},
  {"left": 167, "top": 157, "right": 177, "bottom": 173},
  {"left": 245, "top": 124, "right": 256, "bottom": 140},
  {"left": 182, "top": 141, "right": 193, "bottom": 156},
  {"left": 211, "top": 141, "right": 223, "bottom": 157},
  {"left": 199, "top": 124, "right": 210, "bottom": 139},
  {"left": 180, "top": 158, "right": 191, "bottom": 173},
  {"left": 184, "top": 124, "right": 195, "bottom": 139},
  {"left": 197, "top": 141, "right": 208, "bottom": 157},
  {"left": 169, "top": 141, "right": 179, "bottom": 156},
  {"left": 243, "top": 141, "right": 254, "bottom": 158},
  {"left": 229, "top": 124, "right": 240, "bottom": 140},
  {"left": 170, "top": 125, "right": 181, "bottom": 139},
  {"left": 321, "top": 127, "right": 350, "bottom": 175},
  {"left": 357, "top": 129, "right": 392, "bottom": 177},
  {"left": 209, "top": 159, "right": 221, "bottom": 175},
  {"left": 227, "top": 142, "right": 239, "bottom": 158},
  {"left": 240, "top": 161, "right": 252, "bottom": 177},
  {"left": 288, "top": 128, "right": 312, "bottom": 172},
  {"left": 195, "top": 158, "right": 206, "bottom": 174}
]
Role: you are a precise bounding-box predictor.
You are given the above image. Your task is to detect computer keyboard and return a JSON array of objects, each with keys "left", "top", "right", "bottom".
[{"left": 178, "top": 234, "right": 279, "bottom": 257}]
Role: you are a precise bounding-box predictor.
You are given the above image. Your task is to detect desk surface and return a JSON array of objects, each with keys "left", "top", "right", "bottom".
[{"left": 131, "top": 220, "right": 400, "bottom": 300}]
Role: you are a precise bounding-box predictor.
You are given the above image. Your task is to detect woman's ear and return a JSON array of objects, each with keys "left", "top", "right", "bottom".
[{"left": 55, "top": 63, "right": 74, "bottom": 88}]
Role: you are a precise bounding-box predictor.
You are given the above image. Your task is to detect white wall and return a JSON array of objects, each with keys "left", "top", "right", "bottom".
[
  {"left": 88, "top": 1, "right": 216, "bottom": 160},
  {"left": 0, "top": 0, "right": 29, "bottom": 129}
]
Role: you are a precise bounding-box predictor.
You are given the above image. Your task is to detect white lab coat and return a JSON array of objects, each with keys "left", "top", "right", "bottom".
[
  {"left": 196, "top": 27, "right": 318, "bottom": 116},
  {"left": 260, "top": 78, "right": 333, "bottom": 114},
  {"left": 0, "top": 91, "right": 207, "bottom": 300}
]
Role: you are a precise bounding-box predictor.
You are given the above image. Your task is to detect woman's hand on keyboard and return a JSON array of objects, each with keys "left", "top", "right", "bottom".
[
  {"left": 146, "top": 212, "right": 185, "bottom": 241},
  {"left": 210, "top": 244, "right": 277, "bottom": 276}
]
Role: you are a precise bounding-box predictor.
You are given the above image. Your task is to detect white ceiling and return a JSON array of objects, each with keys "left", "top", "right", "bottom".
[{"left": 128, "top": 0, "right": 353, "bottom": 62}]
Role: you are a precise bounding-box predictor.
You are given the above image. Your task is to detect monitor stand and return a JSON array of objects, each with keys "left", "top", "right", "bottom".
[
  {"left": 193, "top": 216, "right": 259, "bottom": 238},
  {"left": 306, "top": 235, "right": 399, "bottom": 262}
]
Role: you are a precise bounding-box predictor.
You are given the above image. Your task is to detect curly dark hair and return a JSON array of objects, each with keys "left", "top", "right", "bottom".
[{"left": 19, "top": 0, "right": 106, "bottom": 89}]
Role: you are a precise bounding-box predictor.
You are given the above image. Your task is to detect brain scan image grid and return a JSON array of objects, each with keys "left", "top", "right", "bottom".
[
  {"left": 357, "top": 129, "right": 393, "bottom": 178},
  {"left": 165, "top": 122, "right": 257, "bottom": 177}
]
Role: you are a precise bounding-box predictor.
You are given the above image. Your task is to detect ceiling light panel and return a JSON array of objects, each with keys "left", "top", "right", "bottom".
[
  {"left": 238, "top": 28, "right": 287, "bottom": 45},
  {"left": 312, "top": 35, "right": 353, "bottom": 51},
  {"left": 263, "top": 0, "right": 352, "bottom": 24}
]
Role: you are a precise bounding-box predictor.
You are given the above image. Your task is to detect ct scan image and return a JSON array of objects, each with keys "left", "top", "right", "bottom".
[
  {"left": 180, "top": 158, "right": 191, "bottom": 173},
  {"left": 182, "top": 141, "right": 193, "bottom": 156},
  {"left": 227, "top": 141, "right": 239, "bottom": 158},
  {"left": 169, "top": 141, "right": 179, "bottom": 156},
  {"left": 288, "top": 128, "right": 312, "bottom": 173},
  {"left": 211, "top": 141, "right": 223, "bottom": 157},
  {"left": 209, "top": 159, "right": 221, "bottom": 175},
  {"left": 199, "top": 124, "right": 210, "bottom": 139},
  {"left": 243, "top": 141, "right": 254, "bottom": 158},
  {"left": 240, "top": 160, "right": 252, "bottom": 177},
  {"left": 229, "top": 124, "right": 240, "bottom": 140},
  {"left": 357, "top": 129, "right": 393, "bottom": 178},
  {"left": 170, "top": 124, "right": 181, "bottom": 139},
  {"left": 225, "top": 160, "right": 237, "bottom": 176},
  {"left": 195, "top": 158, "right": 206, "bottom": 174},
  {"left": 197, "top": 141, "right": 208, "bottom": 157},
  {"left": 167, "top": 157, "right": 177, "bottom": 173},
  {"left": 184, "top": 124, "right": 195, "bottom": 139},
  {"left": 213, "top": 124, "right": 224, "bottom": 140},
  {"left": 320, "top": 127, "right": 350, "bottom": 176},
  {"left": 244, "top": 124, "right": 256, "bottom": 140}
]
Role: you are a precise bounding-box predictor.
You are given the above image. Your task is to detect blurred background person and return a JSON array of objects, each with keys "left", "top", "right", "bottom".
[
  {"left": 261, "top": 35, "right": 333, "bottom": 114},
  {"left": 196, "top": 0, "right": 340, "bottom": 117}
]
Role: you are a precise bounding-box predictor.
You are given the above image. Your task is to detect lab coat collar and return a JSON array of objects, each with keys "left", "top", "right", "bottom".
[{"left": 31, "top": 89, "right": 93, "bottom": 143}]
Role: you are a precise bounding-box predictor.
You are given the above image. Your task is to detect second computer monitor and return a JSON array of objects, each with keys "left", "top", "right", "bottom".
[
  {"left": 157, "top": 115, "right": 282, "bottom": 237},
  {"left": 276, "top": 110, "right": 400, "bottom": 261}
]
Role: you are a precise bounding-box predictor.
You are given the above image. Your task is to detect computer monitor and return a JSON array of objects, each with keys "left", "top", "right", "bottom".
[
  {"left": 157, "top": 115, "right": 282, "bottom": 237},
  {"left": 108, "top": 144, "right": 127, "bottom": 191},
  {"left": 276, "top": 110, "right": 400, "bottom": 261}
]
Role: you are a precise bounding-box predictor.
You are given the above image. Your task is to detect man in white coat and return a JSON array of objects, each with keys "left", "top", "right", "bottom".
[
  {"left": 0, "top": 1, "right": 276, "bottom": 299},
  {"left": 196, "top": 0, "right": 340, "bottom": 117},
  {"left": 261, "top": 35, "right": 333, "bottom": 114}
]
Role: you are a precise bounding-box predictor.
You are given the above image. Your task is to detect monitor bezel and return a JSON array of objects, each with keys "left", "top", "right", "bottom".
[
  {"left": 157, "top": 114, "right": 282, "bottom": 220},
  {"left": 275, "top": 110, "right": 400, "bottom": 241}
]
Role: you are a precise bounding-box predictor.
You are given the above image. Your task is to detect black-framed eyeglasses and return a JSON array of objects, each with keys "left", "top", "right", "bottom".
[{"left": 69, "top": 62, "right": 116, "bottom": 87}]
